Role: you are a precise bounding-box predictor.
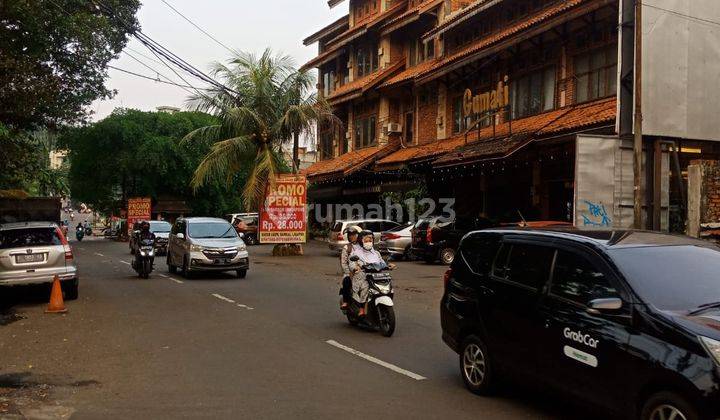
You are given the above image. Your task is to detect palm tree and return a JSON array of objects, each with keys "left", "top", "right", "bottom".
[{"left": 185, "top": 49, "right": 336, "bottom": 211}]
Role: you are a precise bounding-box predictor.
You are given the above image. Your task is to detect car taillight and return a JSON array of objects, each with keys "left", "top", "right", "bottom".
[
  {"left": 443, "top": 268, "right": 453, "bottom": 289},
  {"left": 337, "top": 232, "right": 344, "bottom": 241},
  {"left": 426, "top": 228, "right": 433, "bottom": 244},
  {"left": 56, "top": 227, "right": 73, "bottom": 260},
  {"left": 385, "top": 233, "right": 401, "bottom": 240}
]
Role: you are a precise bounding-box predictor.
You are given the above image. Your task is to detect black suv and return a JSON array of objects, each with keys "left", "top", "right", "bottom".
[
  {"left": 441, "top": 229, "right": 720, "bottom": 419},
  {"left": 411, "top": 216, "right": 494, "bottom": 265}
]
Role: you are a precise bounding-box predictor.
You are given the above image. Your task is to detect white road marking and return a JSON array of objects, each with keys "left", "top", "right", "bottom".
[
  {"left": 93, "top": 252, "right": 105, "bottom": 257},
  {"left": 168, "top": 278, "right": 184, "bottom": 284},
  {"left": 120, "top": 261, "right": 131, "bottom": 265},
  {"left": 236, "top": 304, "right": 254, "bottom": 310},
  {"left": 325, "top": 340, "right": 427, "bottom": 381},
  {"left": 212, "top": 293, "right": 235, "bottom": 304}
]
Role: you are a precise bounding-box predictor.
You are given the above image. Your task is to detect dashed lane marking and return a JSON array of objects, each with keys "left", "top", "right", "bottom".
[
  {"left": 325, "top": 340, "right": 427, "bottom": 381},
  {"left": 120, "top": 261, "right": 131, "bottom": 265},
  {"left": 93, "top": 252, "right": 105, "bottom": 257},
  {"left": 212, "top": 293, "right": 253, "bottom": 310}
]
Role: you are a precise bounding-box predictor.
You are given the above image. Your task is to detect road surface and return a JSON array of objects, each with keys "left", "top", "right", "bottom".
[{"left": 0, "top": 239, "right": 599, "bottom": 419}]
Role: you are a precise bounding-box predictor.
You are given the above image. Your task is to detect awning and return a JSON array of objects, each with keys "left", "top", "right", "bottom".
[
  {"left": 305, "top": 143, "right": 399, "bottom": 183},
  {"left": 376, "top": 97, "right": 617, "bottom": 170}
]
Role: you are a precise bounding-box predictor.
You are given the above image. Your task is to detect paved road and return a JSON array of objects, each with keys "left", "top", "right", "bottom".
[{"left": 0, "top": 239, "right": 600, "bottom": 419}]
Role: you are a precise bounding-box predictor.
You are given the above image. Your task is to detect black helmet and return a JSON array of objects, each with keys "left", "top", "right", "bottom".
[{"left": 140, "top": 221, "right": 150, "bottom": 232}]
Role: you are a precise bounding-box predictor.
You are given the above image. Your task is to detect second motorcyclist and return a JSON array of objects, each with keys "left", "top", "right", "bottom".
[
  {"left": 339, "top": 225, "right": 362, "bottom": 309},
  {"left": 134, "top": 221, "right": 156, "bottom": 266}
]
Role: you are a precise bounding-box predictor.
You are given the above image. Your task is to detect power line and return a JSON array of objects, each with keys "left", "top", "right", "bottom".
[
  {"left": 643, "top": 3, "right": 720, "bottom": 29},
  {"left": 125, "top": 46, "right": 165, "bottom": 65},
  {"left": 108, "top": 65, "right": 214, "bottom": 91},
  {"left": 159, "top": 0, "right": 238, "bottom": 56}
]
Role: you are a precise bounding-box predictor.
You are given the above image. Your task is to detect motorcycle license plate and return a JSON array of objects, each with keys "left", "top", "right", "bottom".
[{"left": 16, "top": 254, "right": 44, "bottom": 263}]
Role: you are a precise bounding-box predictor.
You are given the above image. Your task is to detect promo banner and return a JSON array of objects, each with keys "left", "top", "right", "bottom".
[
  {"left": 259, "top": 175, "right": 307, "bottom": 244},
  {"left": 127, "top": 197, "right": 152, "bottom": 237}
]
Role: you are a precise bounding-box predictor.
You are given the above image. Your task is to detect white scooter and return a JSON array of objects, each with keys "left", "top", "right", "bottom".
[{"left": 342, "top": 255, "right": 396, "bottom": 337}]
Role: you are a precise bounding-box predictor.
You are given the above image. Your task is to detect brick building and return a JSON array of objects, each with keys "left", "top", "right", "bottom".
[{"left": 302, "top": 0, "right": 720, "bottom": 228}]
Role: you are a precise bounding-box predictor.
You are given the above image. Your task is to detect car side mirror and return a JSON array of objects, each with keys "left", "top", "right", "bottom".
[
  {"left": 176, "top": 233, "right": 185, "bottom": 240},
  {"left": 349, "top": 255, "right": 360, "bottom": 262},
  {"left": 587, "top": 297, "right": 623, "bottom": 315}
]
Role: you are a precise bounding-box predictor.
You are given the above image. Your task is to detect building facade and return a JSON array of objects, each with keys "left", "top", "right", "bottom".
[{"left": 303, "top": 0, "right": 720, "bottom": 230}]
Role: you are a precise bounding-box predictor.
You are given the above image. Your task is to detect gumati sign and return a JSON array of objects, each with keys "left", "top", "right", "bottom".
[{"left": 259, "top": 175, "right": 307, "bottom": 244}]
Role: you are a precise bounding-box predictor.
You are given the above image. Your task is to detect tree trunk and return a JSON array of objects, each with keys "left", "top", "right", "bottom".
[{"left": 292, "top": 130, "right": 300, "bottom": 174}]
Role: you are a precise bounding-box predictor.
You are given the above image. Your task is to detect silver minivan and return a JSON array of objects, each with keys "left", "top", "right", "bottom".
[
  {"left": 166, "top": 217, "right": 250, "bottom": 278},
  {"left": 327, "top": 219, "right": 402, "bottom": 253},
  {"left": 0, "top": 222, "right": 79, "bottom": 299}
]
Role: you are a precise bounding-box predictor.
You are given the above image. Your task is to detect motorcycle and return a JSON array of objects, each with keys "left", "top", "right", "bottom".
[
  {"left": 342, "top": 255, "right": 396, "bottom": 337},
  {"left": 75, "top": 226, "right": 84, "bottom": 242},
  {"left": 131, "top": 237, "right": 155, "bottom": 279},
  {"left": 84, "top": 226, "right": 92, "bottom": 236}
]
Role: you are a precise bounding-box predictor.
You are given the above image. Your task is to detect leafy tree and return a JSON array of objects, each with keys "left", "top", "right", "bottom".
[
  {"left": 185, "top": 49, "right": 336, "bottom": 210},
  {"left": 0, "top": 0, "right": 140, "bottom": 130},
  {"left": 60, "top": 109, "right": 247, "bottom": 216},
  {"left": 0, "top": 123, "right": 43, "bottom": 191}
]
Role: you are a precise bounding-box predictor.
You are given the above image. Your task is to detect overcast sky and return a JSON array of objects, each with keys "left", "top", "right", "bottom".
[{"left": 91, "top": 0, "right": 346, "bottom": 120}]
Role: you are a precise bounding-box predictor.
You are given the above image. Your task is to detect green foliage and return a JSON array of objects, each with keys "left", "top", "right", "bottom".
[
  {"left": 0, "top": 123, "right": 42, "bottom": 191},
  {"left": 380, "top": 184, "right": 430, "bottom": 222},
  {"left": 61, "top": 109, "right": 247, "bottom": 216},
  {"left": 0, "top": 0, "right": 140, "bottom": 130},
  {"left": 186, "top": 49, "right": 337, "bottom": 210}
]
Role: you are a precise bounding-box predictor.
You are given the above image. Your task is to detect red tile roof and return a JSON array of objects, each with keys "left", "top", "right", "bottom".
[
  {"left": 303, "top": 15, "right": 350, "bottom": 46},
  {"left": 381, "top": 0, "right": 444, "bottom": 34},
  {"left": 376, "top": 97, "right": 616, "bottom": 169},
  {"left": 305, "top": 144, "right": 398, "bottom": 182},
  {"left": 414, "top": 0, "right": 602, "bottom": 83},
  {"left": 302, "top": 2, "right": 408, "bottom": 70},
  {"left": 379, "top": 58, "right": 439, "bottom": 88},
  {"left": 423, "top": 0, "right": 502, "bottom": 41},
  {"left": 326, "top": 61, "right": 405, "bottom": 105}
]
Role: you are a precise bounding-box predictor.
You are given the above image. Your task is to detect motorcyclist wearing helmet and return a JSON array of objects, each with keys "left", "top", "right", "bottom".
[
  {"left": 349, "top": 230, "right": 394, "bottom": 316},
  {"left": 340, "top": 225, "right": 362, "bottom": 309}
]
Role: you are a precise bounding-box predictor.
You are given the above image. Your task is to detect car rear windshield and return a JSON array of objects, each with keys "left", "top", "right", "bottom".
[
  {"left": 150, "top": 222, "right": 171, "bottom": 233},
  {"left": 188, "top": 222, "right": 236, "bottom": 239},
  {"left": 610, "top": 245, "right": 720, "bottom": 311},
  {"left": 0, "top": 228, "right": 62, "bottom": 249}
]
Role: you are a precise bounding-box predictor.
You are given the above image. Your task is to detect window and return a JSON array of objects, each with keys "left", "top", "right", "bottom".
[
  {"left": 503, "top": 243, "right": 555, "bottom": 289},
  {"left": 356, "top": 45, "right": 378, "bottom": 78},
  {"left": 492, "top": 243, "right": 511, "bottom": 278},
  {"left": 323, "top": 71, "right": 335, "bottom": 96},
  {"left": 575, "top": 45, "right": 617, "bottom": 103},
  {"left": 453, "top": 96, "right": 478, "bottom": 133},
  {"left": 460, "top": 233, "right": 502, "bottom": 276},
  {"left": 353, "top": 115, "right": 377, "bottom": 149},
  {"left": 319, "top": 131, "right": 334, "bottom": 159},
  {"left": 551, "top": 251, "right": 618, "bottom": 305},
  {"left": 408, "top": 41, "right": 418, "bottom": 67},
  {"left": 511, "top": 66, "right": 556, "bottom": 119},
  {"left": 0, "top": 228, "right": 62, "bottom": 249}
]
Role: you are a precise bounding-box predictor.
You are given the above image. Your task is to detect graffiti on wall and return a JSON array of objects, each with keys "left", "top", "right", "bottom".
[{"left": 581, "top": 200, "right": 612, "bottom": 227}]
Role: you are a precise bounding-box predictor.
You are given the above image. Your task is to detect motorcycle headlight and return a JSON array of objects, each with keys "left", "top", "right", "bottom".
[
  {"left": 190, "top": 244, "right": 204, "bottom": 252},
  {"left": 699, "top": 336, "right": 720, "bottom": 365}
]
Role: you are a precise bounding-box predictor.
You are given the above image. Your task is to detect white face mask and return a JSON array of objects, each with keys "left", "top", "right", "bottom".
[{"left": 362, "top": 242, "right": 373, "bottom": 251}]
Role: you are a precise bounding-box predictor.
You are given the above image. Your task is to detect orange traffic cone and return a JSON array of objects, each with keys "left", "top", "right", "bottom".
[{"left": 46, "top": 275, "right": 68, "bottom": 314}]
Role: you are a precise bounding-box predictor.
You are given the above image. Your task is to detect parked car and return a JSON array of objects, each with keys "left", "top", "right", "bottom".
[
  {"left": 230, "top": 214, "right": 259, "bottom": 245},
  {"left": 129, "top": 220, "right": 172, "bottom": 255},
  {"left": 411, "top": 215, "right": 495, "bottom": 265},
  {"left": 442, "top": 228, "right": 720, "bottom": 419},
  {"left": 0, "top": 222, "right": 78, "bottom": 299},
  {"left": 327, "top": 219, "right": 401, "bottom": 253},
  {"left": 378, "top": 223, "right": 413, "bottom": 260},
  {"left": 166, "top": 217, "right": 249, "bottom": 278}
]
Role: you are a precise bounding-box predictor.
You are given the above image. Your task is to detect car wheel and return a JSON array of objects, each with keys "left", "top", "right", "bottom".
[
  {"left": 440, "top": 247, "right": 456, "bottom": 265},
  {"left": 640, "top": 392, "right": 698, "bottom": 420},
  {"left": 236, "top": 269, "right": 247, "bottom": 279},
  {"left": 459, "top": 335, "right": 495, "bottom": 395},
  {"left": 62, "top": 279, "right": 79, "bottom": 301}
]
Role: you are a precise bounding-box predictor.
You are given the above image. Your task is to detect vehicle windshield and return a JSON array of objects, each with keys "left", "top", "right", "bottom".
[
  {"left": 188, "top": 222, "right": 237, "bottom": 239},
  {"left": 610, "top": 245, "right": 720, "bottom": 311},
  {"left": 150, "top": 222, "right": 171, "bottom": 233},
  {"left": 0, "top": 228, "right": 62, "bottom": 249}
]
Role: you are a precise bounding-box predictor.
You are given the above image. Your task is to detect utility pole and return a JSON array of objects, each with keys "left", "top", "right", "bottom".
[{"left": 633, "top": 0, "right": 644, "bottom": 229}]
